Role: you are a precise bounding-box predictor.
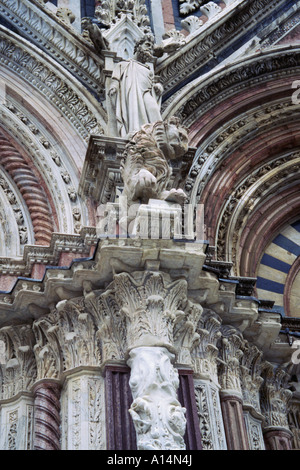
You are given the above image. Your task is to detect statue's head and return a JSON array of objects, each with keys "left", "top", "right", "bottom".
[{"left": 133, "top": 34, "right": 155, "bottom": 63}]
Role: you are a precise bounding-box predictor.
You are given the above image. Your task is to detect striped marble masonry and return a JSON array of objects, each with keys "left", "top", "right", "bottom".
[{"left": 256, "top": 220, "right": 300, "bottom": 317}]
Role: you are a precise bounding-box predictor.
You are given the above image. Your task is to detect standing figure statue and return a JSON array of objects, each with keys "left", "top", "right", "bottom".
[{"left": 108, "top": 34, "right": 179, "bottom": 137}]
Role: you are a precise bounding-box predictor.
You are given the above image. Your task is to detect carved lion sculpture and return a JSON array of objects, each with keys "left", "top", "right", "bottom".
[{"left": 120, "top": 117, "right": 189, "bottom": 208}]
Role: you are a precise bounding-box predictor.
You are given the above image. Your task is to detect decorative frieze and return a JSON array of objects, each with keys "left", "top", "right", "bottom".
[
  {"left": 243, "top": 411, "right": 265, "bottom": 450},
  {"left": 0, "top": 30, "right": 105, "bottom": 141},
  {"left": 0, "top": 0, "right": 105, "bottom": 97}
]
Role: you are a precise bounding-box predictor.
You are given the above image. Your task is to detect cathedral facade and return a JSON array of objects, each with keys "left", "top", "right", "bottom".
[{"left": 0, "top": 0, "right": 299, "bottom": 451}]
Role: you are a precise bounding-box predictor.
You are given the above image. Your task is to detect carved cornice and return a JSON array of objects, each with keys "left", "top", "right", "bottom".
[
  {"left": 0, "top": 236, "right": 207, "bottom": 325},
  {"left": 0, "top": 227, "right": 97, "bottom": 278},
  {"left": 0, "top": 0, "right": 105, "bottom": 97}
]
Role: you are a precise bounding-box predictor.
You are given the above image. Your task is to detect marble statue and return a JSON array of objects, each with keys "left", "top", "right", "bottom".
[
  {"left": 120, "top": 117, "right": 189, "bottom": 207},
  {"left": 108, "top": 34, "right": 181, "bottom": 137},
  {"left": 81, "top": 17, "right": 110, "bottom": 55}
]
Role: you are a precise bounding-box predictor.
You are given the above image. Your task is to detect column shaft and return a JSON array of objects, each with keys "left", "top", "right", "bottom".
[
  {"left": 33, "top": 382, "right": 61, "bottom": 450},
  {"left": 220, "top": 394, "right": 249, "bottom": 450}
]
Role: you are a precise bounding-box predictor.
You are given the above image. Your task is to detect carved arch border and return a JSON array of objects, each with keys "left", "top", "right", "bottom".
[{"left": 0, "top": 26, "right": 107, "bottom": 141}]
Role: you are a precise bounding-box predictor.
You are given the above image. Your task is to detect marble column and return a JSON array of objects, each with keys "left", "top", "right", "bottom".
[
  {"left": 112, "top": 270, "right": 189, "bottom": 450},
  {"left": 178, "top": 370, "right": 202, "bottom": 450},
  {"left": 218, "top": 325, "right": 249, "bottom": 450},
  {"left": 104, "top": 365, "right": 136, "bottom": 450},
  {"left": 240, "top": 342, "right": 265, "bottom": 450},
  {"left": 264, "top": 428, "right": 294, "bottom": 450},
  {"left": 33, "top": 381, "right": 61, "bottom": 450},
  {"left": 260, "top": 364, "right": 293, "bottom": 451},
  {"left": 220, "top": 393, "right": 249, "bottom": 450},
  {"left": 127, "top": 346, "right": 186, "bottom": 450},
  {"left": 192, "top": 309, "right": 227, "bottom": 450}
]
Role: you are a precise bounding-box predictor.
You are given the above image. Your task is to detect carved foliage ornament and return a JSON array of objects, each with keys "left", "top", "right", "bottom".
[
  {"left": 0, "top": 325, "right": 36, "bottom": 400},
  {"left": 0, "top": 35, "right": 104, "bottom": 140},
  {"left": 0, "top": 0, "right": 104, "bottom": 96},
  {"left": 113, "top": 270, "right": 188, "bottom": 351},
  {"left": 95, "top": 0, "right": 151, "bottom": 31}
]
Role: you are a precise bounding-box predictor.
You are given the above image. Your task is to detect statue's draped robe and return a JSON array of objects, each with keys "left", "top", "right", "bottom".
[{"left": 111, "top": 59, "right": 162, "bottom": 137}]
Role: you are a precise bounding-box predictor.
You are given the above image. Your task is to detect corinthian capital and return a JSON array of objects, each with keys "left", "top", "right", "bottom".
[
  {"left": 32, "top": 311, "right": 62, "bottom": 381},
  {"left": 0, "top": 324, "right": 36, "bottom": 400},
  {"left": 260, "top": 363, "right": 292, "bottom": 429},
  {"left": 218, "top": 325, "right": 244, "bottom": 395},
  {"left": 113, "top": 270, "right": 188, "bottom": 351}
]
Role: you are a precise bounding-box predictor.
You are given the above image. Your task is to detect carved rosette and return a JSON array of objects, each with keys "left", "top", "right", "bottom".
[{"left": 128, "top": 346, "right": 186, "bottom": 450}]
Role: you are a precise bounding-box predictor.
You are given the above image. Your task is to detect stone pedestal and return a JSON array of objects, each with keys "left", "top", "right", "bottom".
[
  {"left": 0, "top": 394, "right": 34, "bottom": 450},
  {"left": 33, "top": 381, "right": 61, "bottom": 450},
  {"left": 61, "top": 370, "right": 106, "bottom": 450}
]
